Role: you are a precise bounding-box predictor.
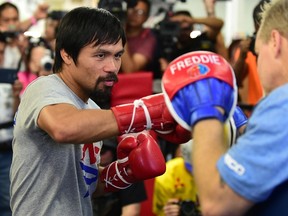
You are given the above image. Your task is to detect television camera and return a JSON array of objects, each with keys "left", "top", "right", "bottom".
[
  {"left": 98, "top": 0, "right": 137, "bottom": 23},
  {"left": 153, "top": 0, "right": 187, "bottom": 61}
]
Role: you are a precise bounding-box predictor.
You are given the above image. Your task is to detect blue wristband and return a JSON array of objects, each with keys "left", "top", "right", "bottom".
[
  {"left": 233, "top": 106, "right": 248, "bottom": 129},
  {"left": 191, "top": 106, "right": 225, "bottom": 126}
]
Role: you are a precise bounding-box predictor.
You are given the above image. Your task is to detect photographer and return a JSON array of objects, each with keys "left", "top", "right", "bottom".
[
  {"left": 157, "top": 9, "right": 223, "bottom": 72},
  {"left": 163, "top": 199, "right": 201, "bottom": 216},
  {"left": 120, "top": 0, "right": 157, "bottom": 74},
  {"left": 17, "top": 36, "right": 53, "bottom": 96},
  {"left": 0, "top": 2, "right": 49, "bottom": 70}
]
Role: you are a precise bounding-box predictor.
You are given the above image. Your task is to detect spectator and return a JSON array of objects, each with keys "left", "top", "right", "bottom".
[
  {"left": 0, "top": 31, "right": 22, "bottom": 216},
  {"left": 158, "top": 9, "right": 223, "bottom": 72},
  {"left": 17, "top": 36, "right": 53, "bottom": 95},
  {"left": 231, "top": 0, "right": 270, "bottom": 115},
  {"left": 43, "top": 10, "right": 67, "bottom": 52},
  {"left": 120, "top": 0, "right": 157, "bottom": 74},
  {"left": 0, "top": 2, "right": 49, "bottom": 69}
]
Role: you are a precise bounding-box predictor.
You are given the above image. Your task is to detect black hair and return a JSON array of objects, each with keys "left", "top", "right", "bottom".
[
  {"left": 0, "top": 2, "right": 18, "bottom": 17},
  {"left": 26, "top": 37, "right": 53, "bottom": 60},
  {"left": 138, "top": 0, "right": 151, "bottom": 16},
  {"left": 53, "top": 7, "right": 126, "bottom": 73},
  {"left": 24, "top": 37, "right": 53, "bottom": 72},
  {"left": 173, "top": 10, "right": 192, "bottom": 17},
  {"left": 47, "top": 10, "right": 68, "bottom": 21}
]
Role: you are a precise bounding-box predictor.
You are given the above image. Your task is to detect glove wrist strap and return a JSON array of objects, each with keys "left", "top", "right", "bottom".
[
  {"left": 126, "top": 99, "right": 152, "bottom": 133},
  {"left": 191, "top": 107, "right": 224, "bottom": 126}
]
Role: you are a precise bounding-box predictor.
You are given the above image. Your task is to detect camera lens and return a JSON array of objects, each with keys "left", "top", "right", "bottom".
[
  {"left": 180, "top": 200, "right": 201, "bottom": 216},
  {"left": 40, "top": 55, "right": 54, "bottom": 71},
  {"left": 43, "top": 62, "right": 53, "bottom": 71}
]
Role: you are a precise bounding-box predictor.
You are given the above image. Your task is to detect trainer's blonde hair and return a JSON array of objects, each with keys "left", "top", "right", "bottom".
[{"left": 258, "top": 0, "right": 288, "bottom": 43}]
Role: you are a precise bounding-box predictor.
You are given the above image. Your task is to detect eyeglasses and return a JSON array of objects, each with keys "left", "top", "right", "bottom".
[{"left": 127, "top": 8, "right": 147, "bottom": 17}]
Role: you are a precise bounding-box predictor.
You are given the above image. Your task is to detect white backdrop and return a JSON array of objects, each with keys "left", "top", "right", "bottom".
[{"left": 0, "top": 0, "right": 262, "bottom": 46}]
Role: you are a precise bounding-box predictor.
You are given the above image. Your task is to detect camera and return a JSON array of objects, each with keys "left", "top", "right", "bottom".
[
  {"left": 40, "top": 54, "right": 53, "bottom": 72},
  {"left": 2, "top": 31, "right": 20, "bottom": 40},
  {"left": 0, "top": 68, "right": 18, "bottom": 84},
  {"left": 179, "top": 200, "right": 201, "bottom": 216},
  {"left": 153, "top": 0, "right": 187, "bottom": 61},
  {"left": 98, "top": 0, "right": 137, "bottom": 23},
  {"left": 154, "top": 16, "right": 180, "bottom": 61}
]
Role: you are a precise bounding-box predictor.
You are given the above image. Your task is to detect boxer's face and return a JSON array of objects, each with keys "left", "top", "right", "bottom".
[{"left": 65, "top": 39, "right": 124, "bottom": 101}]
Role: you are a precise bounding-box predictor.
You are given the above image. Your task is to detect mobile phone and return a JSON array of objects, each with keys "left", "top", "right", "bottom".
[{"left": 0, "top": 68, "right": 18, "bottom": 84}]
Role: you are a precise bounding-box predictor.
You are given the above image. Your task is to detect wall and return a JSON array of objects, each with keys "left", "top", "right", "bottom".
[{"left": 0, "top": 0, "right": 262, "bottom": 46}]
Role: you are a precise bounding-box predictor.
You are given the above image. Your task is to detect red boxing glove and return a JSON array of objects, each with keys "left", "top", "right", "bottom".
[
  {"left": 100, "top": 132, "right": 166, "bottom": 192},
  {"left": 112, "top": 93, "right": 191, "bottom": 144},
  {"left": 156, "top": 124, "right": 191, "bottom": 144},
  {"left": 111, "top": 93, "right": 175, "bottom": 134}
]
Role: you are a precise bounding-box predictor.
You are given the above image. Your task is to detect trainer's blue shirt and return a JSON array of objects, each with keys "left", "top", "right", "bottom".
[{"left": 217, "top": 83, "right": 288, "bottom": 203}]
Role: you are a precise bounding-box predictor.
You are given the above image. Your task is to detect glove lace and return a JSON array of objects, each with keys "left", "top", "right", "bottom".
[
  {"left": 104, "top": 158, "right": 132, "bottom": 190},
  {"left": 126, "top": 99, "right": 152, "bottom": 133}
]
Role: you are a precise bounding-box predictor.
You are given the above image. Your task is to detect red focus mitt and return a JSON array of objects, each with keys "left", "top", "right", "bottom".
[{"left": 162, "top": 51, "right": 238, "bottom": 130}]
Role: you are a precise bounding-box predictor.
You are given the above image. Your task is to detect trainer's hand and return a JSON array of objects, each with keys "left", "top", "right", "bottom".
[{"left": 162, "top": 51, "right": 237, "bottom": 130}]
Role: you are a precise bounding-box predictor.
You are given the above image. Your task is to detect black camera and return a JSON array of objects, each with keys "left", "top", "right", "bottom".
[
  {"left": 179, "top": 200, "right": 201, "bottom": 216},
  {"left": 154, "top": 18, "right": 180, "bottom": 61},
  {"left": 0, "top": 68, "right": 18, "bottom": 84},
  {"left": 98, "top": 0, "right": 137, "bottom": 23},
  {"left": 153, "top": 0, "right": 187, "bottom": 61},
  {"left": 2, "top": 31, "right": 20, "bottom": 40}
]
